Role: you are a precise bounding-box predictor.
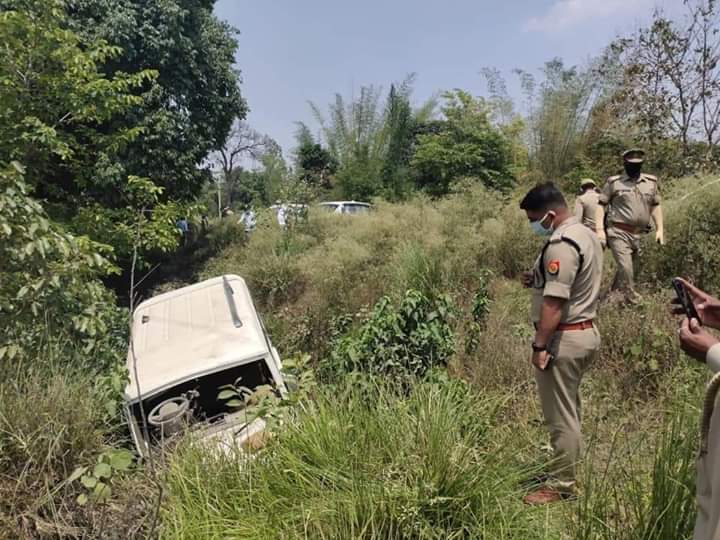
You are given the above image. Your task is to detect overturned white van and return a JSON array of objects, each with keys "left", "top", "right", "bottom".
[{"left": 124, "top": 275, "right": 286, "bottom": 456}]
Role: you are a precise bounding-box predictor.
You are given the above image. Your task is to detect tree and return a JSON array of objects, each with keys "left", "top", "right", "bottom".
[
  {"left": 688, "top": 0, "right": 720, "bottom": 150},
  {"left": 305, "top": 75, "right": 436, "bottom": 200},
  {"left": 0, "top": 2, "right": 155, "bottom": 199},
  {"left": 411, "top": 90, "right": 513, "bottom": 195},
  {"left": 604, "top": 1, "right": 720, "bottom": 168},
  {"left": 0, "top": 1, "right": 185, "bottom": 269},
  {"left": 61, "top": 0, "right": 247, "bottom": 202},
  {"left": 480, "top": 68, "right": 529, "bottom": 175},
  {"left": 257, "top": 146, "right": 290, "bottom": 205},
  {"left": 214, "top": 121, "right": 276, "bottom": 185},
  {"left": 294, "top": 124, "right": 338, "bottom": 189},
  {"left": 517, "top": 58, "right": 612, "bottom": 180},
  {"left": 380, "top": 84, "right": 416, "bottom": 199},
  {"left": 210, "top": 121, "right": 277, "bottom": 210}
]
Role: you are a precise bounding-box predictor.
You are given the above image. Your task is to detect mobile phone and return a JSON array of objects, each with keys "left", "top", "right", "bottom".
[{"left": 672, "top": 278, "right": 700, "bottom": 320}]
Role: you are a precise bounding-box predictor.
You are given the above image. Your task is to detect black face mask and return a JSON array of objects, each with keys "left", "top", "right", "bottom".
[{"left": 624, "top": 162, "right": 642, "bottom": 177}]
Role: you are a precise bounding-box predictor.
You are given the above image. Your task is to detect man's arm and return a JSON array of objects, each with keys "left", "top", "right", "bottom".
[
  {"left": 534, "top": 296, "right": 566, "bottom": 348},
  {"left": 574, "top": 199, "right": 584, "bottom": 222},
  {"left": 531, "top": 296, "right": 565, "bottom": 370},
  {"left": 708, "top": 343, "right": 720, "bottom": 373},
  {"left": 651, "top": 205, "right": 664, "bottom": 245},
  {"left": 596, "top": 178, "right": 614, "bottom": 244},
  {"left": 595, "top": 206, "right": 606, "bottom": 242}
]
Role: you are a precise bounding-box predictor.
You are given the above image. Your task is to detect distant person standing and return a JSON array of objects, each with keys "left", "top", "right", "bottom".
[
  {"left": 176, "top": 217, "right": 189, "bottom": 246},
  {"left": 276, "top": 202, "right": 288, "bottom": 230},
  {"left": 239, "top": 205, "right": 257, "bottom": 234},
  {"left": 574, "top": 179, "right": 604, "bottom": 246},
  {"left": 520, "top": 182, "right": 603, "bottom": 505},
  {"left": 596, "top": 149, "right": 665, "bottom": 302}
]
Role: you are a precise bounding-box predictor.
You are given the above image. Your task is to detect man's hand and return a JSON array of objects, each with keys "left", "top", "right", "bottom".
[
  {"left": 521, "top": 271, "right": 533, "bottom": 288},
  {"left": 673, "top": 278, "right": 720, "bottom": 329},
  {"left": 679, "top": 318, "right": 719, "bottom": 363},
  {"left": 655, "top": 229, "right": 665, "bottom": 245},
  {"left": 597, "top": 229, "right": 607, "bottom": 247},
  {"left": 531, "top": 350, "right": 552, "bottom": 370}
]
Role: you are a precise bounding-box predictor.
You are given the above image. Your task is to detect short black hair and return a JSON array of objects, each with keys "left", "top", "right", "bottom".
[{"left": 519, "top": 182, "right": 567, "bottom": 212}]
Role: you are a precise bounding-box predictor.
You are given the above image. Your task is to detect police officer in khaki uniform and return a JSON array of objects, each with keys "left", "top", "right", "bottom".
[
  {"left": 673, "top": 279, "right": 720, "bottom": 540},
  {"left": 520, "top": 182, "right": 603, "bottom": 505},
  {"left": 596, "top": 149, "right": 665, "bottom": 301},
  {"left": 575, "top": 178, "right": 604, "bottom": 245}
]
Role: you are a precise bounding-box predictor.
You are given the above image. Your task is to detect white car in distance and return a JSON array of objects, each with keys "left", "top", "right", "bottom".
[{"left": 318, "top": 201, "right": 372, "bottom": 215}]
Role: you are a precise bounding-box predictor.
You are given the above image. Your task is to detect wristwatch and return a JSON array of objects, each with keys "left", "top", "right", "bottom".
[{"left": 531, "top": 342, "right": 547, "bottom": 352}]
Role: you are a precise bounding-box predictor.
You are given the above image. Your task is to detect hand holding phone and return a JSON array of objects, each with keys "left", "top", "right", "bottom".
[{"left": 672, "top": 278, "right": 700, "bottom": 321}]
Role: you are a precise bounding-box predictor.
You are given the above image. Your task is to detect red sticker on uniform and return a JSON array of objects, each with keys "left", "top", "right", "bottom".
[{"left": 547, "top": 260, "right": 560, "bottom": 275}]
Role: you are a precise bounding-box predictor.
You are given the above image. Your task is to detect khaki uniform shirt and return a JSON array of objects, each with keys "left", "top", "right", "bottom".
[
  {"left": 599, "top": 173, "right": 661, "bottom": 229},
  {"left": 574, "top": 190, "right": 600, "bottom": 230},
  {"left": 531, "top": 217, "right": 603, "bottom": 324}
]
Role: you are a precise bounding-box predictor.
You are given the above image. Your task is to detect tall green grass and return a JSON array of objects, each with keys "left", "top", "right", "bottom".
[
  {"left": 163, "top": 380, "right": 559, "bottom": 539},
  {"left": 574, "top": 400, "right": 699, "bottom": 539}
]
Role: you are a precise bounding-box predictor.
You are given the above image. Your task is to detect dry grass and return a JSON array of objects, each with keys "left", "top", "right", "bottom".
[{"left": 0, "top": 364, "right": 154, "bottom": 539}]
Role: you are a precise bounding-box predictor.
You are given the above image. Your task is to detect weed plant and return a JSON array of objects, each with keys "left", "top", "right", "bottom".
[{"left": 163, "top": 379, "right": 557, "bottom": 539}]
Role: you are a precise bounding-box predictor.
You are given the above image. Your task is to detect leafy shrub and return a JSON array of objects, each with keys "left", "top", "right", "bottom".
[
  {"left": 463, "top": 271, "right": 492, "bottom": 354},
  {"left": 192, "top": 217, "right": 246, "bottom": 260},
  {"left": 0, "top": 163, "right": 125, "bottom": 367},
  {"left": 640, "top": 177, "right": 720, "bottom": 292},
  {"left": 596, "top": 291, "right": 681, "bottom": 398},
  {"left": 325, "top": 289, "right": 455, "bottom": 381}
]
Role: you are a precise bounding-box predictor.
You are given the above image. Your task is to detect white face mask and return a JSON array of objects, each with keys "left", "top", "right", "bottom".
[{"left": 530, "top": 212, "right": 554, "bottom": 236}]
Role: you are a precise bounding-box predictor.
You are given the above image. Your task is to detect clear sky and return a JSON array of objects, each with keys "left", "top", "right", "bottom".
[{"left": 214, "top": 0, "right": 685, "bottom": 160}]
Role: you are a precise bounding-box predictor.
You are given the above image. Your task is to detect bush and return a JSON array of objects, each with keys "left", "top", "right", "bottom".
[
  {"left": 0, "top": 163, "right": 125, "bottom": 368},
  {"left": 163, "top": 380, "right": 553, "bottom": 539},
  {"left": 640, "top": 175, "right": 720, "bottom": 292},
  {"left": 596, "top": 291, "right": 682, "bottom": 398},
  {"left": 325, "top": 290, "right": 455, "bottom": 382},
  {"left": 202, "top": 223, "right": 310, "bottom": 309}
]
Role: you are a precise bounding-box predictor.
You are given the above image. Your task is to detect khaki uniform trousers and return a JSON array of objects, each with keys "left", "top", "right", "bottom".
[
  {"left": 607, "top": 227, "right": 642, "bottom": 294},
  {"left": 534, "top": 327, "right": 600, "bottom": 492},
  {"left": 696, "top": 393, "right": 720, "bottom": 540}
]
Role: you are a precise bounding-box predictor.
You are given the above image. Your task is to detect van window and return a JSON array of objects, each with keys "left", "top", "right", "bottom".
[{"left": 345, "top": 204, "right": 370, "bottom": 214}]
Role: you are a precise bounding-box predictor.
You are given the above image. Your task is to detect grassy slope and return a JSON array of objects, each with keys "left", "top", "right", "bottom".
[
  {"left": 160, "top": 176, "right": 719, "bottom": 538},
  {"left": 3, "top": 175, "right": 719, "bottom": 538}
]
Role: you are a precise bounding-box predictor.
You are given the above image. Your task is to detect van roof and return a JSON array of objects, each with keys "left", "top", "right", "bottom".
[
  {"left": 318, "top": 201, "right": 371, "bottom": 206},
  {"left": 124, "top": 275, "right": 269, "bottom": 403}
]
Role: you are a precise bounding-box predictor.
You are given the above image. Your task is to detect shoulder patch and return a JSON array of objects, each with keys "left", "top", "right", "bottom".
[{"left": 547, "top": 259, "right": 560, "bottom": 275}]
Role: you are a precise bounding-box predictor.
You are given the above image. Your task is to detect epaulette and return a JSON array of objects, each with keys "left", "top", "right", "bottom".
[
  {"left": 607, "top": 175, "right": 622, "bottom": 183},
  {"left": 642, "top": 173, "right": 658, "bottom": 182}
]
